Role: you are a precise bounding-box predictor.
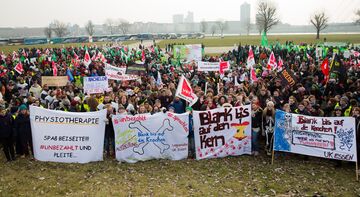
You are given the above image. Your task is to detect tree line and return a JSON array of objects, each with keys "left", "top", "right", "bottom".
[{"left": 44, "top": 2, "right": 360, "bottom": 40}]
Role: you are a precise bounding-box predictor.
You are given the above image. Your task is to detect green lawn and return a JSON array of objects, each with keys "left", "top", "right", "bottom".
[
  {"left": 1, "top": 34, "right": 359, "bottom": 56},
  {"left": 157, "top": 34, "right": 360, "bottom": 48},
  {"left": 0, "top": 153, "right": 359, "bottom": 196},
  {"left": 0, "top": 41, "right": 138, "bottom": 55}
]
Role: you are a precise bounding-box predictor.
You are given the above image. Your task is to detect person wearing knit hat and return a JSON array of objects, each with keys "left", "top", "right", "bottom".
[
  {"left": 168, "top": 106, "right": 175, "bottom": 113},
  {"left": 18, "top": 104, "right": 28, "bottom": 112},
  {"left": 15, "top": 103, "right": 32, "bottom": 158}
]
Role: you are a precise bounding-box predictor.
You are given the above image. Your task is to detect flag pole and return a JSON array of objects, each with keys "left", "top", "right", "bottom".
[
  {"left": 356, "top": 161, "right": 358, "bottom": 181},
  {"left": 271, "top": 128, "right": 276, "bottom": 165}
]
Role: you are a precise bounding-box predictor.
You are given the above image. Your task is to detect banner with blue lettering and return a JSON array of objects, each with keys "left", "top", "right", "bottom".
[
  {"left": 274, "top": 110, "right": 357, "bottom": 162},
  {"left": 193, "top": 106, "right": 252, "bottom": 160},
  {"left": 112, "top": 112, "right": 189, "bottom": 163},
  {"left": 83, "top": 76, "right": 109, "bottom": 94}
]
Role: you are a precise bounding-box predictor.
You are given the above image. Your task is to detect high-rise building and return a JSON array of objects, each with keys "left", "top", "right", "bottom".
[
  {"left": 173, "top": 14, "right": 184, "bottom": 24},
  {"left": 240, "top": 2, "right": 251, "bottom": 25},
  {"left": 185, "top": 12, "right": 194, "bottom": 23}
]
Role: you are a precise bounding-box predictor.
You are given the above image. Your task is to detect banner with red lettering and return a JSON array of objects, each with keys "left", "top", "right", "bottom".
[
  {"left": 274, "top": 110, "right": 357, "bottom": 162},
  {"left": 112, "top": 112, "right": 189, "bottom": 163},
  {"left": 193, "top": 106, "right": 252, "bottom": 160}
]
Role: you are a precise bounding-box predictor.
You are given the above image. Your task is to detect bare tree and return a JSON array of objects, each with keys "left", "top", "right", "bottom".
[
  {"left": 50, "top": 20, "right": 68, "bottom": 38},
  {"left": 118, "top": 19, "right": 131, "bottom": 35},
  {"left": 85, "top": 20, "right": 95, "bottom": 36},
  {"left": 104, "top": 18, "right": 117, "bottom": 35},
  {"left": 210, "top": 25, "right": 217, "bottom": 37},
  {"left": 256, "top": 1, "right": 279, "bottom": 35},
  {"left": 355, "top": 9, "right": 360, "bottom": 24},
  {"left": 44, "top": 26, "right": 52, "bottom": 40},
  {"left": 310, "top": 12, "right": 329, "bottom": 39},
  {"left": 200, "top": 20, "right": 208, "bottom": 33},
  {"left": 216, "top": 19, "right": 228, "bottom": 37}
]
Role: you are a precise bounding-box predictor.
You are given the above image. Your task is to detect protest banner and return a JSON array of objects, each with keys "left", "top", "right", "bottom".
[
  {"left": 316, "top": 47, "right": 323, "bottom": 58},
  {"left": 41, "top": 76, "right": 68, "bottom": 87},
  {"left": 273, "top": 110, "right": 357, "bottom": 162},
  {"left": 83, "top": 76, "right": 109, "bottom": 94},
  {"left": 193, "top": 105, "right": 252, "bottom": 160},
  {"left": 112, "top": 112, "right": 189, "bottom": 163},
  {"left": 30, "top": 106, "right": 107, "bottom": 163},
  {"left": 104, "top": 64, "right": 138, "bottom": 81},
  {"left": 126, "top": 63, "right": 147, "bottom": 76},
  {"left": 173, "top": 44, "right": 202, "bottom": 61},
  {"left": 279, "top": 68, "right": 296, "bottom": 87},
  {"left": 197, "top": 61, "right": 220, "bottom": 72}
]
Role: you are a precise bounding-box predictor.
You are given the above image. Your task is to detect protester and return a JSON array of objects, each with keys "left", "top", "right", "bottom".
[
  {"left": 15, "top": 104, "right": 32, "bottom": 158},
  {"left": 251, "top": 99, "right": 263, "bottom": 156},
  {"left": 0, "top": 103, "right": 16, "bottom": 162},
  {"left": 0, "top": 41, "right": 359, "bottom": 161}
]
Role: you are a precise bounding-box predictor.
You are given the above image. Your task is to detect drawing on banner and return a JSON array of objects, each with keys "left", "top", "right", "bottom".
[
  {"left": 274, "top": 110, "right": 357, "bottom": 162},
  {"left": 231, "top": 122, "right": 250, "bottom": 140},
  {"left": 129, "top": 119, "right": 173, "bottom": 155},
  {"left": 112, "top": 112, "right": 189, "bottom": 163},
  {"left": 336, "top": 128, "right": 354, "bottom": 151},
  {"left": 193, "top": 106, "right": 252, "bottom": 160}
]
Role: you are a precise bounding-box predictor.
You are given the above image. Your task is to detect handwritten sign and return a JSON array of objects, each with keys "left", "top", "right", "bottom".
[
  {"left": 83, "top": 76, "right": 109, "bottom": 94},
  {"left": 112, "top": 112, "right": 189, "bottom": 163},
  {"left": 274, "top": 110, "right": 357, "bottom": 162},
  {"left": 41, "top": 76, "right": 68, "bottom": 87},
  {"left": 30, "top": 106, "right": 107, "bottom": 163},
  {"left": 193, "top": 106, "right": 252, "bottom": 160},
  {"left": 105, "top": 64, "right": 138, "bottom": 81},
  {"left": 197, "top": 61, "right": 220, "bottom": 72},
  {"left": 279, "top": 68, "right": 296, "bottom": 87}
]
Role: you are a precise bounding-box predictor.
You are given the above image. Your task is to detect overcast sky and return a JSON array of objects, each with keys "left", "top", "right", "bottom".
[{"left": 1, "top": 0, "right": 359, "bottom": 27}]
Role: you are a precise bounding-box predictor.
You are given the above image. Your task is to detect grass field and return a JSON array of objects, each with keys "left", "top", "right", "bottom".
[
  {"left": 157, "top": 34, "right": 360, "bottom": 48},
  {"left": 0, "top": 152, "right": 359, "bottom": 196},
  {"left": 0, "top": 34, "right": 359, "bottom": 56},
  {"left": 0, "top": 40, "right": 138, "bottom": 55}
]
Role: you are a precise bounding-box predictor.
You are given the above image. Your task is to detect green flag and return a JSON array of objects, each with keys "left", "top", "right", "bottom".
[
  {"left": 261, "top": 31, "right": 268, "bottom": 47},
  {"left": 51, "top": 53, "right": 57, "bottom": 62}
]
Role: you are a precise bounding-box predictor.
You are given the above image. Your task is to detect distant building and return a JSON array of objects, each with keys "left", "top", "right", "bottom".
[
  {"left": 240, "top": 2, "right": 250, "bottom": 25},
  {"left": 185, "top": 12, "right": 194, "bottom": 23},
  {"left": 173, "top": 14, "right": 184, "bottom": 24}
]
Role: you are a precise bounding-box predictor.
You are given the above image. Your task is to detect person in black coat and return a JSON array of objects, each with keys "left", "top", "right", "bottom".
[
  {"left": 0, "top": 104, "right": 16, "bottom": 161},
  {"left": 104, "top": 104, "right": 115, "bottom": 157},
  {"left": 15, "top": 104, "right": 33, "bottom": 157}
]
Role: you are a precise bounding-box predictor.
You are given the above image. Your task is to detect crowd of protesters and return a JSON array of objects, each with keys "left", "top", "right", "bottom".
[{"left": 0, "top": 40, "right": 359, "bottom": 163}]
